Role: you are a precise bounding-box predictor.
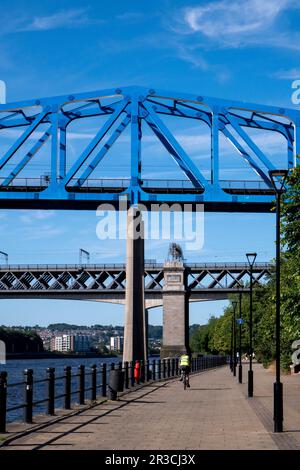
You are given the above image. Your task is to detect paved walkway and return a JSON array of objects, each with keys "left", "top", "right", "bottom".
[{"left": 2, "top": 364, "right": 299, "bottom": 450}]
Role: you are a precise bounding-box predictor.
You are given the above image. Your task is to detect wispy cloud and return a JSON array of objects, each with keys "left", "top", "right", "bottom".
[
  {"left": 20, "top": 210, "right": 56, "bottom": 225},
  {"left": 272, "top": 68, "right": 300, "bottom": 79},
  {"left": 3, "top": 8, "right": 104, "bottom": 34},
  {"left": 176, "top": 44, "right": 209, "bottom": 70},
  {"left": 183, "top": 0, "right": 288, "bottom": 36},
  {"left": 23, "top": 224, "right": 64, "bottom": 240},
  {"left": 0, "top": 128, "right": 97, "bottom": 141},
  {"left": 170, "top": 0, "right": 300, "bottom": 50}
]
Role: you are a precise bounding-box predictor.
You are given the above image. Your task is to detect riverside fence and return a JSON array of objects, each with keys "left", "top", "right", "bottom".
[{"left": 0, "top": 356, "right": 227, "bottom": 432}]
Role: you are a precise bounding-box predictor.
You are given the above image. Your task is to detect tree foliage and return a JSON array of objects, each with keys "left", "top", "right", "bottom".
[
  {"left": 190, "top": 167, "right": 300, "bottom": 370},
  {"left": 0, "top": 328, "right": 44, "bottom": 353}
]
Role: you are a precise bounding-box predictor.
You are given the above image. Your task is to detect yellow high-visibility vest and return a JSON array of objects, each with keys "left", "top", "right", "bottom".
[{"left": 180, "top": 355, "right": 190, "bottom": 367}]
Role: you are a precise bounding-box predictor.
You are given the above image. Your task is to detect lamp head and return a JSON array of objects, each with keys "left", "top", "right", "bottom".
[
  {"left": 246, "top": 252, "right": 257, "bottom": 267},
  {"left": 268, "top": 169, "right": 289, "bottom": 193}
]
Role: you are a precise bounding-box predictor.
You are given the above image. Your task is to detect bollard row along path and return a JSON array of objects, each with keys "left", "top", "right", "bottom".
[{"left": 1, "top": 362, "right": 300, "bottom": 450}]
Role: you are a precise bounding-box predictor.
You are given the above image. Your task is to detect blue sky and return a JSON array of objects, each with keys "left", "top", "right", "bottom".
[{"left": 0, "top": 0, "right": 299, "bottom": 326}]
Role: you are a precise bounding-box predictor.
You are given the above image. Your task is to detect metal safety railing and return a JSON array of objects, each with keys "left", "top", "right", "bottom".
[
  {"left": 0, "top": 356, "right": 227, "bottom": 432},
  {"left": 0, "top": 262, "right": 272, "bottom": 271},
  {"left": 0, "top": 177, "right": 274, "bottom": 193}
]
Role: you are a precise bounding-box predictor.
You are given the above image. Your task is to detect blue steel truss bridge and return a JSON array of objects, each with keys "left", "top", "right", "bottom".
[{"left": 0, "top": 86, "right": 298, "bottom": 212}]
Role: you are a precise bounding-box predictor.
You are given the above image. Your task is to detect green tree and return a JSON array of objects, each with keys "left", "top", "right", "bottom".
[{"left": 207, "top": 167, "right": 300, "bottom": 371}]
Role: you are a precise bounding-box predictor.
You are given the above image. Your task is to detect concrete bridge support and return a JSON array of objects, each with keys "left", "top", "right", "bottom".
[
  {"left": 123, "top": 207, "right": 147, "bottom": 363},
  {"left": 161, "top": 261, "right": 190, "bottom": 358}
]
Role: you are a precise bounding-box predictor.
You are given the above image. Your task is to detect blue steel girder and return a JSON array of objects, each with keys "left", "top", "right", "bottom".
[{"left": 0, "top": 85, "right": 298, "bottom": 211}]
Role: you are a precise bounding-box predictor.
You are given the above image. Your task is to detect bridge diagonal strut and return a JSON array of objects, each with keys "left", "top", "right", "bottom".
[
  {"left": 62, "top": 98, "right": 130, "bottom": 186},
  {"left": 0, "top": 111, "right": 48, "bottom": 170},
  {"left": 143, "top": 101, "right": 206, "bottom": 189}
]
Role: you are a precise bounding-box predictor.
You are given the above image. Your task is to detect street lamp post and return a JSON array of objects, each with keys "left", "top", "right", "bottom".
[
  {"left": 269, "top": 169, "right": 288, "bottom": 433},
  {"left": 232, "top": 301, "right": 238, "bottom": 377},
  {"left": 237, "top": 282, "right": 244, "bottom": 384},
  {"left": 246, "top": 252, "right": 257, "bottom": 398},
  {"left": 230, "top": 314, "right": 233, "bottom": 372}
]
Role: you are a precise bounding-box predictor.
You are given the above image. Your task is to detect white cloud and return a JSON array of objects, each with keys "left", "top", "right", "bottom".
[
  {"left": 176, "top": 45, "right": 208, "bottom": 70},
  {"left": 272, "top": 68, "right": 300, "bottom": 79},
  {"left": 185, "top": 0, "right": 288, "bottom": 35},
  {"left": 184, "top": 0, "right": 288, "bottom": 37},
  {"left": 20, "top": 210, "right": 56, "bottom": 224},
  {"left": 21, "top": 223, "right": 64, "bottom": 240},
  {"left": 0, "top": 8, "right": 104, "bottom": 35},
  {"left": 171, "top": 0, "right": 299, "bottom": 50},
  {"left": 20, "top": 9, "right": 97, "bottom": 32},
  {"left": 0, "top": 128, "right": 96, "bottom": 141}
]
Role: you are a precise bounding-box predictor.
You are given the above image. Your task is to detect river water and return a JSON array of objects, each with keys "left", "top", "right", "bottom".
[{"left": 1, "top": 356, "right": 123, "bottom": 423}]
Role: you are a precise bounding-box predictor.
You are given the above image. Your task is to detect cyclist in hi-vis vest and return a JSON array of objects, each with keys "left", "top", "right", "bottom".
[{"left": 179, "top": 353, "right": 190, "bottom": 387}]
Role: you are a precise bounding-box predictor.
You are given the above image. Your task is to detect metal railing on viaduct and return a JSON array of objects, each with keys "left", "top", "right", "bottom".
[
  {"left": 0, "top": 262, "right": 273, "bottom": 299},
  {"left": 0, "top": 356, "right": 227, "bottom": 432}
]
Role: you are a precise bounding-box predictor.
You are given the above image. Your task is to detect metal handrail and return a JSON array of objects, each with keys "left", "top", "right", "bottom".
[
  {"left": 0, "top": 177, "right": 274, "bottom": 191},
  {"left": 0, "top": 262, "right": 273, "bottom": 271},
  {"left": 0, "top": 356, "right": 227, "bottom": 431}
]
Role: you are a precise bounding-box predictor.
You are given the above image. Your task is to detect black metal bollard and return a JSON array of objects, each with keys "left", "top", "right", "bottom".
[
  {"left": 78, "top": 365, "right": 85, "bottom": 405},
  {"left": 171, "top": 358, "right": 175, "bottom": 377},
  {"left": 101, "top": 363, "right": 107, "bottom": 397},
  {"left": 64, "top": 366, "right": 71, "bottom": 409},
  {"left": 158, "top": 360, "right": 161, "bottom": 380},
  {"left": 47, "top": 367, "right": 55, "bottom": 416},
  {"left": 175, "top": 358, "right": 179, "bottom": 376},
  {"left": 124, "top": 362, "right": 129, "bottom": 389},
  {"left": 119, "top": 363, "right": 124, "bottom": 390},
  {"left": 146, "top": 360, "right": 150, "bottom": 381},
  {"left": 167, "top": 359, "right": 171, "bottom": 378},
  {"left": 130, "top": 361, "right": 135, "bottom": 387},
  {"left": 152, "top": 360, "right": 156, "bottom": 381},
  {"left": 140, "top": 361, "right": 145, "bottom": 383},
  {"left": 24, "top": 369, "right": 33, "bottom": 423},
  {"left": 91, "top": 365, "right": 97, "bottom": 401},
  {"left": 0, "top": 371, "right": 7, "bottom": 433},
  {"left": 108, "top": 366, "right": 124, "bottom": 400},
  {"left": 162, "top": 359, "right": 166, "bottom": 379}
]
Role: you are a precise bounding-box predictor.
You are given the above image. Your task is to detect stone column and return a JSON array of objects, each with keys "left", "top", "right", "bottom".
[
  {"left": 123, "top": 207, "right": 146, "bottom": 363},
  {"left": 161, "top": 261, "right": 189, "bottom": 358}
]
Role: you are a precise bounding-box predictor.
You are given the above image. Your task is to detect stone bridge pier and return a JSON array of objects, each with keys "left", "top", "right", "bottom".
[{"left": 161, "top": 260, "right": 190, "bottom": 359}]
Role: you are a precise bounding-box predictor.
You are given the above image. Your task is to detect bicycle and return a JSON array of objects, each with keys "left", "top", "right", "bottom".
[{"left": 181, "top": 367, "right": 189, "bottom": 390}]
